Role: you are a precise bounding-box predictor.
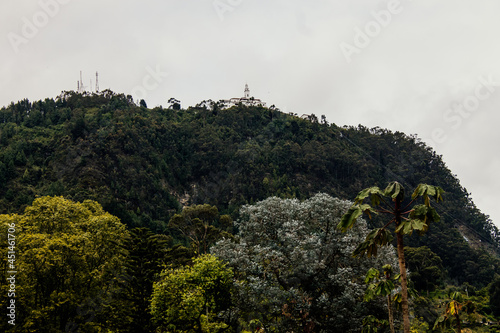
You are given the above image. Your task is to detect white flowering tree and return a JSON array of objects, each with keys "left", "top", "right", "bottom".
[{"left": 212, "top": 193, "right": 398, "bottom": 332}]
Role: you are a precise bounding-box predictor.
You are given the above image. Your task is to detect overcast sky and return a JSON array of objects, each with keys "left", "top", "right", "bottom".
[{"left": 2, "top": 0, "right": 500, "bottom": 228}]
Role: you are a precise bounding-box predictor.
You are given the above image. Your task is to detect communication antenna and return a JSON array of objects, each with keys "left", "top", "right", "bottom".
[
  {"left": 80, "top": 71, "right": 83, "bottom": 92},
  {"left": 78, "top": 70, "right": 86, "bottom": 93},
  {"left": 76, "top": 71, "right": 99, "bottom": 93}
]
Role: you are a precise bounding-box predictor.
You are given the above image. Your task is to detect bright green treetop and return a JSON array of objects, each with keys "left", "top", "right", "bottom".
[
  {"left": 150, "top": 254, "right": 234, "bottom": 333},
  {"left": 0, "top": 196, "right": 128, "bottom": 332}
]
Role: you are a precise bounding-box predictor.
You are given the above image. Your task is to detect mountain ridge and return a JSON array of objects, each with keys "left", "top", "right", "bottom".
[{"left": 0, "top": 90, "right": 499, "bottom": 287}]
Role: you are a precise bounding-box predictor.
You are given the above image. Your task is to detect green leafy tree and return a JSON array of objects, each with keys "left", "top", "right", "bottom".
[
  {"left": 364, "top": 265, "right": 399, "bottom": 333},
  {"left": 404, "top": 246, "right": 444, "bottom": 292},
  {"left": 168, "top": 204, "right": 233, "bottom": 255},
  {"left": 433, "top": 291, "right": 478, "bottom": 333},
  {"left": 108, "top": 227, "right": 172, "bottom": 333},
  {"left": 150, "top": 254, "right": 233, "bottom": 333},
  {"left": 167, "top": 97, "right": 181, "bottom": 110},
  {"left": 213, "top": 193, "right": 398, "bottom": 332},
  {"left": 338, "top": 181, "right": 444, "bottom": 333},
  {"left": 362, "top": 315, "right": 389, "bottom": 333},
  {"left": 0, "top": 196, "right": 128, "bottom": 332},
  {"left": 489, "top": 277, "right": 500, "bottom": 316},
  {"left": 0, "top": 91, "right": 497, "bottom": 296},
  {"left": 410, "top": 317, "right": 429, "bottom": 332}
]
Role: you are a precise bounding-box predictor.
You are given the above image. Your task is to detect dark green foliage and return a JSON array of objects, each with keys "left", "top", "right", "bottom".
[
  {"left": 339, "top": 181, "right": 444, "bottom": 333},
  {"left": 168, "top": 204, "right": 233, "bottom": 255},
  {"left": 489, "top": 277, "right": 500, "bottom": 316},
  {"left": 362, "top": 315, "right": 389, "bottom": 333},
  {"left": 70, "top": 116, "right": 87, "bottom": 140},
  {"left": 0, "top": 90, "right": 499, "bottom": 289},
  {"left": 404, "top": 246, "right": 444, "bottom": 292},
  {"left": 108, "top": 227, "right": 172, "bottom": 333}
]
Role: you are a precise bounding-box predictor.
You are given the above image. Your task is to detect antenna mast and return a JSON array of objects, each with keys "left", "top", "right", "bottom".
[
  {"left": 76, "top": 71, "right": 99, "bottom": 93},
  {"left": 95, "top": 71, "right": 99, "bottom": 93},
  {"left": 78, "top": 71, "right": 85, "bottom": 93}
]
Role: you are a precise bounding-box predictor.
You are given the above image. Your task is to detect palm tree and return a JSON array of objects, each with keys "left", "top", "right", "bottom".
[{"left": 338, "top": 181, "right": 444, "bottom": 333}]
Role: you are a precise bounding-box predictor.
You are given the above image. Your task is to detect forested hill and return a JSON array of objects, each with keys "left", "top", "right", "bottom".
[{"left": 1, "top": 90, "right": 499, "bottom": 287}]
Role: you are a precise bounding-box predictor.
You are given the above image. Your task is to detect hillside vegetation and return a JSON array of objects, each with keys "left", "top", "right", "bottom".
[
  {"left": 0, "top": 91, "right": 499, "bottom": 287},
  {"left": 2, "top": 91, "right": 500, "bottom": 331}
]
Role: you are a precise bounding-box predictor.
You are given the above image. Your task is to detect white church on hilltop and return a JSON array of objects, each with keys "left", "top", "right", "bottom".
[{"left": 222, "top": 84, "right": 266, "bottom": 108}]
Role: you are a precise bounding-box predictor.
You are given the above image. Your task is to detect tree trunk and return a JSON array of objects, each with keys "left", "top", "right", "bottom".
[
  {"left": 455, "top": 312, "right": 461, "bottom": 333},
  {"left": 387, "top": 294, "right": 395, "bottom": 333},
  {"left": 396, "top": 232, "right": 410, "bottom": 333},
  {"left": 395, "top": 198, "right": 411, "bottom": 333}
]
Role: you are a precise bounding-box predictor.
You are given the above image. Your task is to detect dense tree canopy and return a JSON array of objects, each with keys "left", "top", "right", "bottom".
[
  {"left": 213, "top": 193, "right": 398, "bottom": 332},
  {"left": 0, "top": 196, "right": 128, "bottom": 332},
  {"left": 1, "top": 91, "right": 500, "bottom": 331},
  {"left": 106, "top": 227, "right": 173, "bottom": 333},
  {"left": 168, "top": 204, "right": 233, "bottom": 255},
  {"left": 404, "top": 246, "right": 444, "bottom": 292},
  {"left": 150, "top": 254, "right": 233, "bottom": 333}
]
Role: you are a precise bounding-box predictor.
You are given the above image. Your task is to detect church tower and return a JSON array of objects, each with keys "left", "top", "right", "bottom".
[
  {"left": 222, "top": 83, "right": 266, "bottom": 108},
  {"left": 244, "top": 84, "right": 250, "bottom": 98}
]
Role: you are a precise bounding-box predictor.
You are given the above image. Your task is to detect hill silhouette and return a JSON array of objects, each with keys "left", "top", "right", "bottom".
[{"left": 0, "top": 90, "right": 498, "bottom": 287}]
